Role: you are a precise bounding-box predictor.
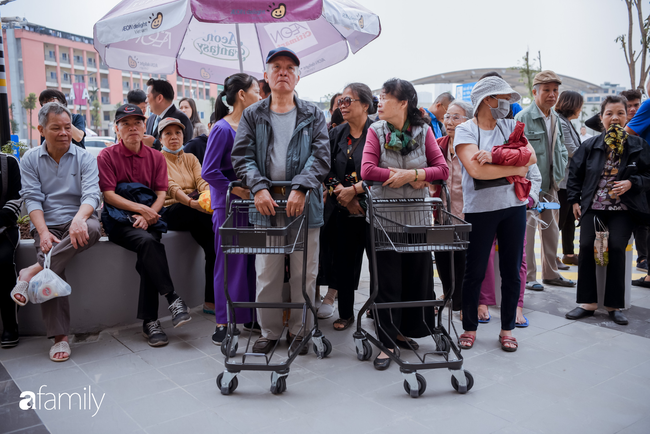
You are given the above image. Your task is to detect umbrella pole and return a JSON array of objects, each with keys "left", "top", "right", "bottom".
[{"left": 235, "top": 23, "right": 244, "bottom": 73}]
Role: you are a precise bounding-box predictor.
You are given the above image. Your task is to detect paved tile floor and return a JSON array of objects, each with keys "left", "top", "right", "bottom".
[{"left": 1, "top": 238, "right": 650, "bottom": 434}]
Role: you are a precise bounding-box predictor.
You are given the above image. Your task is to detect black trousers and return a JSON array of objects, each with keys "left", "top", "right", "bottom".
[
  {"left": 317, "top": 214, "right": 337, "bottom": 288},
  {"left": 434, "top": 250, "right": 465, "bottom": 312},
  {"left": 0, "top": 227, "right": 19, "bottom": 331},
  {"left": 633, "top": 224, "right": 648, "bottom": 263},
  {"left": 162, "top": 203, "right": 216, "bottom": 304},
  {"left": 330, "top": 210, "right": 367, "bottom": 319},
  {"left": 462, "top": 206, "right": 526, "bottom": 332},
  {"left": 108, "top": 224, "right": 175, "bottom": 321},
  {"left": 372, "top": 247, "right": 435, "bottom": 350},
  {"left": 558, "top": 188, "right": 577, "bottom": 255},
  {"left": 577, "top": 210, "right": 633, "bottom": 308}
]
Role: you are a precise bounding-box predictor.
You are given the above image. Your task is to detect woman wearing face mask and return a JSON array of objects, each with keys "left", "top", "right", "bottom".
[
  {"left": 454, "top": 77, "right": 537, "bottom": 352},
  {"left": 566, "top": 95, "right": 650, "bottom": 325},
  {"left": 322, "top": 83, "right": 377, "bottom": 330},
  {"left": 202, "top": 74, "right": 262, "bottom": 344},
  {"left": 158, "top": 118, "right": 216, "bottom": 315},
  {"left": 361, "top": 78, "right": 449, "bottom": 370}
]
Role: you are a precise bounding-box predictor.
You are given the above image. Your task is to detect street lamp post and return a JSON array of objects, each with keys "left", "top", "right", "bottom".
[{"left": 0, "top": 5, "right": 15, "bottom": 147}]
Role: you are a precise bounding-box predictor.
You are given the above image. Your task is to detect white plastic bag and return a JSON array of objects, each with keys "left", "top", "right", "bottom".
[{"left": 27, "top": 251, "right": 71, "bottom": 304}]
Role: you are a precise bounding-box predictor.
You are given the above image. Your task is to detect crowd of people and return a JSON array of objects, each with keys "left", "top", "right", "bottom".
[{"left": 0, "top": 46, "right": 648, "bottom": 368}]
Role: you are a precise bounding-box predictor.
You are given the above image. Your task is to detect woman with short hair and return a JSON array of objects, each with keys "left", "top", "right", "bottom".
[
  {"left": 158, "top": 117, "right": 216, "bottom": 316},
  {"left": 566, "top": 95, "right": 650, "bottom": 325},
  {"left": 179, "top": 97, "right": 209, "bottom": 139},
  {"left": 361, "top": 78, "right": 449, "bottom": 370}
]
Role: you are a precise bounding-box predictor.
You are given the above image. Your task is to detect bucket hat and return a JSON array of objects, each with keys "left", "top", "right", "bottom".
[{"left": 470, "top": 77, "right": 521, "bottom": 117}]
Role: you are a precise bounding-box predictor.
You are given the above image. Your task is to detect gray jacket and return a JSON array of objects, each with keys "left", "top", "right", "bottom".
[
  {"left": 231, "top": 96, "right": 330, "bottom": 228},
  {"left": 558, "top": 115, "right": 581, "bottom": 190}
]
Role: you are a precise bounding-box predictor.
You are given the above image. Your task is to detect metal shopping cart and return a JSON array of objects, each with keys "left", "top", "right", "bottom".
[
  {"left": 352, "top": 181, "right": 474, "bottom": 397},
  {"left": 216, "top": 181, "right": 332, "bottom": 395}
]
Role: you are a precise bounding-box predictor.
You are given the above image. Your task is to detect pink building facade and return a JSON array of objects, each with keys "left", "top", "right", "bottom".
[{"left": 3, "top": 19, "right": 220, "bottom": 146}]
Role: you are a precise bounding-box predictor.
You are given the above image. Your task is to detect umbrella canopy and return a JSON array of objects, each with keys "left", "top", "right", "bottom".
[{"left": 93, "top": 0, "right": 380, "bottom": 83}]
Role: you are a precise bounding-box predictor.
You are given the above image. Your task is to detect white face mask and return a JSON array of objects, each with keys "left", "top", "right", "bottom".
[{"left": 486, "top": 97, "right": 510, "bottom": 119}]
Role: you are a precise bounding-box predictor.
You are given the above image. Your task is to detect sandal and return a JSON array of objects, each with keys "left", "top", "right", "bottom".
[
  {"left": 458, "top": 333, "right": 475, "bottom": 350},
  {"left": 499, "top": 335, "right": 518, "bottom": 352},
  {"left": 333, "top": 316, "right": 355, "bottom": 331},
  {"left": 49, "top": 341, "right": 71, "bottom": 362},
  {"left": 10, "top": 281, "right": 29, "bottom": 306}
]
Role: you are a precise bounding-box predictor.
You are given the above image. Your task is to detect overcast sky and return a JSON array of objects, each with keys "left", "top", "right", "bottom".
[{"left": 2, "top": 0, "right": 633, "bottom": 101}]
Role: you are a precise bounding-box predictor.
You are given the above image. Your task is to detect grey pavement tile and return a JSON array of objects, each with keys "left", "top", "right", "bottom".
[
  {"left": 541, "top": 355, "right": 619, "bottom": 390},
  {"left": 0, "top": 403, "right": 44, "bottom": 434},
  {"left": 96, "top": 369, "right": 177, "bottom": 404},
  {"left": 303, "top": 399, "right": 404, "bottom": 434},
  {"left": 631, "top": 295, "right": 650, "bottom": 309},
  {"left": 183, "top": 335, "right": 221, "bottom": 357},
  {"left": 158, "top": 316, "right": 217, "bottom": 341},
  {"left": 626, "top": 360, "right": 650, "bottom": 380},
  {"left": 500, "top": 368, "right": 588, "bottom": 400},
  {"left": 460, "top": 351, "right": 528, "bottom": 383},
  {"left": 0, "top": 379, "right": 22, "bottom": 406},
  {"left": 519, "top": 402, "right": 626, "bottom": 434},
  {"left": 291, "top": 347, "right": 363, "bottom": 376},
  {"left": 13, "top": 366, "right": 94, "bottom": 398},
  {"left": 367, "top": 417, "right": 431, "bottom": 434},
  {"left": 408, "top": 396, "right": 511, "bottom": 432},
  {"left": 78, "top": 353, "right": 152, "bottom": 383},
  {"left": 0, "top": 338, "right": 52, "bottom": 362},
  {"left": 523, "top": 329, "right": 597, "bottom": 356},
  {"left": 325, "top": 361, "right": 401, "bottom": 396},
  {"left": 589, "top": 372, "right": 650, "bottom": 404},
  {"left": 237, "top": 357, "right": 314, "bottom": 388},
  {"left": 492, "top": 425, "right": 542, "bottom": 434},
  {"left": 616, "top": 416, "right": 650, "bottom": 434},
  {"left": 522, "top": 311, "right": 576, "bottom": 331},
  {"left": 143, "top": 409, "right": 244, "bottom": 434},
  {"left": 571, "top": 340, "right": 650, "bottom": 372},
  {"left": 120, "top": 387, "right": 203, "bottom": 428},
  {"left": 508, "top": 324, "right": 552, "bottom": 341},
  {"left": 0, "top": 362, "right": 12, "bottom": 382},
  {"left": 553, "top": 320, "right": 624, "bottom": 340},
  {"left": 2, "top": 351, "right": 73, "bottom": 380},
  {"left": 181, "top": 377, "right": 269, "bottom": 412},
  {"left": 135, "top": 341, "right": 206, "bottom": 369},
  {"left": 274, "top": 376, "right": 358, "bottom": 414},
  {"left": 7, "top": 424, "right": 50, "bottom": 434},
  {"left": 157, "top": 356, "right": 223, "bottom": 387},
  {"left": 67, "top": 335, "right": 132, "bottom": 365},
  {"left": 110, "top": 328, "right": 156, "bottom": 353}
]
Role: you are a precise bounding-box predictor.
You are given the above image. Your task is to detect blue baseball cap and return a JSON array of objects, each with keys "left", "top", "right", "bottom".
[{"left": 265, "top": 47, "right": 300, "bottom": 67}]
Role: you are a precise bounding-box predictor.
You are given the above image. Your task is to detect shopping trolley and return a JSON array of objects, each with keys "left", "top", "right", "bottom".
[
  {"left": 216, "top": 181, "right": 332, "bottom": 395},
  {"left": 353, "top": 181, "right": 474, "bottom": 397}
]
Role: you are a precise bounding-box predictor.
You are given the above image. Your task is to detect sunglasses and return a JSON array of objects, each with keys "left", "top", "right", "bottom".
[{"left": 337, "top": 97, "right": 360, "bottom": 108}]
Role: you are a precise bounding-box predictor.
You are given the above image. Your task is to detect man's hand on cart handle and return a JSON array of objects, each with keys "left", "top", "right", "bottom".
[
  {"left": 254, "top": 189, "right": 279, "bottom": 216},
  {"left": 287, "top": 190, "right": 306, "bottom": 217}
]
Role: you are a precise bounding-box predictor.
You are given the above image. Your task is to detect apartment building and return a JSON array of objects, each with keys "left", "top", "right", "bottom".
[{"left": 3, "top": 18, "right": 220, "bottom": 145}]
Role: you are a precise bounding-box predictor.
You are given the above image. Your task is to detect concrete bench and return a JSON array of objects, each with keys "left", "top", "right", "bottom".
[{"left": 14, "top": 231, "right": 207, "bottom": 335}]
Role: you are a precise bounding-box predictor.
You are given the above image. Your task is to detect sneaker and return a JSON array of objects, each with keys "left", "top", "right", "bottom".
[
  {"left": 168, "top": 298, "right": 192, "bottom": 328},
  {"left": 212, "top": 325, "right": 227, "bottom": 345},
  {"left": 142, "top": 320, "right": 168, "bottom": 347},
  {"left": 243, "top": 322, "right": 261, "bottom": 333},
  {"left": 1, "top": 327, "right": 19, "bottom": 349},
  {"left": 637, "top": 260, "right": 648, "bottom": 272},
  {"left": 317, "top": 302, "right": 335, "bottom": 319}
]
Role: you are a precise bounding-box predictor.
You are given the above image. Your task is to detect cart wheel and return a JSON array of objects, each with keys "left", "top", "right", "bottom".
[
  {"left": 220, "top": 337, "right": 238, "bottom": 358},
  {"left": 356, "top": 340, "right": 373, "bottom": 361},
  {"left": 313, "top": 338, "right": 333, "bottom": 358},
  {"left": 403, "top": 373, "right": 427, "bottom": 398},
  {"left": 451, "top": 370, "right": 474, "bottom": 394},
  {"left": 216, "top": 372, "right": 238, "bottom": 395},
  {"left": 436, "top": 335, "right": 450, "bottom": 353},
  {"left": 270, "top": 376, "right": 287, "bottom": 395}
]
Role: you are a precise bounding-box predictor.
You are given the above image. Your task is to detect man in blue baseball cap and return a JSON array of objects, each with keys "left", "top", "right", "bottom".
[{"left": 231, "top": 47, "right": 330, "bottom": 355}]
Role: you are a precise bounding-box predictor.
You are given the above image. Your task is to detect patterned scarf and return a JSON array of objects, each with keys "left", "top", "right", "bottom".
[
  {"left": 604, "top": 123, "right": 626, "bottom": 155},
  {"left": 384, "top": 120, "right": 418, "bottom": 155}
]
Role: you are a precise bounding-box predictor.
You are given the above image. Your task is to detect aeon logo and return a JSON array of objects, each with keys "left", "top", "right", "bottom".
[
  {"left": 194, "top": 32, "right": 250, "bottom": 62},
  {"left": 265, "top": 22, "right": 317, "bottom": 52}
]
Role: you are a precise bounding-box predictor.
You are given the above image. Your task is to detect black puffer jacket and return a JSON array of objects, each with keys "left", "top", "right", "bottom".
[{"left": 567, "top": 132, "right": 650, "bottom": 222}]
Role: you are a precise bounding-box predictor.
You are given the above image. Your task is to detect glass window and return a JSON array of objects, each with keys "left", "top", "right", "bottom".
[{"left": 103, "top": 113, "right": 110, "bottom": 121}]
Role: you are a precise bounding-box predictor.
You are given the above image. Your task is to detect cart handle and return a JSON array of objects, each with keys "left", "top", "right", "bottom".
[{"left": 226, "top": 181, "right": 293, "bottom": 213}]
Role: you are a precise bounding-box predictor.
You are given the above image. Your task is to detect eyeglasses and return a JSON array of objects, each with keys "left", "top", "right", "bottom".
[
  {"left": 337, "top": 97, "right": 360, "bottom": 108},
  {"left": 443, "top": 114, "right": 468, "bottom": 122}
]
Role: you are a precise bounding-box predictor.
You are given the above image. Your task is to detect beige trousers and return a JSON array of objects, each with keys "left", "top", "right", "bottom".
[
  {"left": 255, "top": 228, "right": 319, "bottom": 340},
  {"left": 525, "top": 189, "right": 561, "bottom": 282},
  {"left": 32, "top": 214, "right": 101, "bottom": 338}
]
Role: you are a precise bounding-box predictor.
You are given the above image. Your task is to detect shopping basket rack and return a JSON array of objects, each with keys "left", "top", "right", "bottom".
[
  {"left": 353, "top": 180, "right": 474, "bottom": 397},
  {"left": 216, "top": 181, "right": 331, "bottom": 395}
]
